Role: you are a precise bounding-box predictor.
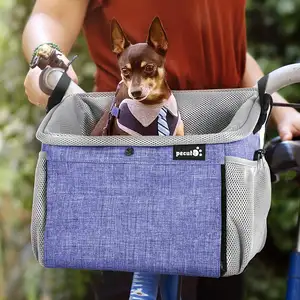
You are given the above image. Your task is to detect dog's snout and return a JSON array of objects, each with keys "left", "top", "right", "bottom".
[{"left": 131, "top": 88, "right": 142, "bottom": 98}]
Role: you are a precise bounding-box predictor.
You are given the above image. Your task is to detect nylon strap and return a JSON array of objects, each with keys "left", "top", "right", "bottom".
[{"left": 46, "top": 71, "right": 71, "bottom": 113}]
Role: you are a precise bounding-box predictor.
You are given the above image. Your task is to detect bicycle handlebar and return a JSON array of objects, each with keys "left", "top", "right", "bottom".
[
  {"left": 40, "top": 63, "right": 300, "bottom": 98},
  {"left": 261, "top": 63, "right": 300, "bottom": 95}
]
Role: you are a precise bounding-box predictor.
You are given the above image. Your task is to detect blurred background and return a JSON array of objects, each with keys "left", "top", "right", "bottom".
[{"left": 1, "top": 0, "right": 300, "bottom": 299}]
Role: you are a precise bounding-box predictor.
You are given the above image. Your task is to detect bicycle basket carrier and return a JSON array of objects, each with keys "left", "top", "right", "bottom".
[{"left": 30, "top": 64, "right": 300, "bottom": 278}]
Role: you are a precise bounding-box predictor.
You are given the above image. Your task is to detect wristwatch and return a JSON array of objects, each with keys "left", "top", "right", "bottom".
[{"left": 30, "top": 43, "right": 68, "bottom": 71}]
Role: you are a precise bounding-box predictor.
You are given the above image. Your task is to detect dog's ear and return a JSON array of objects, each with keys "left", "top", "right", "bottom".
[
  {"left": 147, "top": 17, "right": 168, "bottom": 56},
  {"left": 111, "top": 18, "right": 131, "bottom": 55}
]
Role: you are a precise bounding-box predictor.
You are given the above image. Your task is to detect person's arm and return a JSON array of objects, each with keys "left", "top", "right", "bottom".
[
  {"left": 241, "top": 52, "right": 300, "bottom": 140},
  {"left": 23, "top": 0, "right": 89, "bottom": 107},
  {"left": 22, "top": 0, "right": 89, "bottom": 62}
]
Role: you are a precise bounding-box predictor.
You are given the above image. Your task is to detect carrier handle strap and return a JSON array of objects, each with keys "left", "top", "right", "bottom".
[
  {"left": 46, "top": 71, "right": 71, "bottom": 113},
  {"left": 46, "top": 55, "right": 77, "bottom": 114},
  {"left": 253, "top": 75, "right": 271, "bottom": 134},
  {"left": 253, "top": 75, "right": 300, "bottom": 134}
]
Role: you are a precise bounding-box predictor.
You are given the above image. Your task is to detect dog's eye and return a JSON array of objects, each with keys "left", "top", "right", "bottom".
[
  {"left": 144, "top": 64, "right": 155, "bottom": 73},
  {"left": 121, "top": 68, "right": 131, "bottom": 77}
]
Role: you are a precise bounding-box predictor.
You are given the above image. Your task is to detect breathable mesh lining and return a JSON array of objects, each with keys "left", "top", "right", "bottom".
[
  {"left": 31, "top": 151, "right": 47, "bottom": 266},
  {"left": 36, "top": 88, "right": 261, "bottom": 146},
  {"left": 224, "top": 156, "right": 271, "bottom": 276}
]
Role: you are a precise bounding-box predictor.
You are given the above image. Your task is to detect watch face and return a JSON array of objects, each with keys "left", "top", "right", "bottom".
[{"left": 37, "top": 44, "right": 53, "bottom": 59}]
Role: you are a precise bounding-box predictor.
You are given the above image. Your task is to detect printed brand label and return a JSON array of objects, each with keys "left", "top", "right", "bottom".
[{"left": 173, "top": 145, "right": 206, "bottom": 160}]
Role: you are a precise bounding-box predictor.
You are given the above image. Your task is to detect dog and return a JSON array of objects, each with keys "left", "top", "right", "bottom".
[{"left": 90, "top": 17, "right": 184, "bottom": 137}]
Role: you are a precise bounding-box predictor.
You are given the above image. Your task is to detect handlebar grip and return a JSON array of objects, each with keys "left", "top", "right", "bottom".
[
  {"left": 255, "top": 63, "right": 300, "bottom": 95},
  {"left": 39, "top": 67, "right": 85, "bottom": 96},
  {"left": 264, "top": 136, "right": 300, "bottom": 177}
]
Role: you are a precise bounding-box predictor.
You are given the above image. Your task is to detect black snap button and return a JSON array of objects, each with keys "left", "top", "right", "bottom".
[{"left": 125, "top": 147, "right": 134, "bottom": 156}]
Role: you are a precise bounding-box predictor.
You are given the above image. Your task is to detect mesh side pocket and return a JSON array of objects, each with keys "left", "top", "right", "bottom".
[
  {"left": 224, "top": 156, "right": 271, "bottom": 276},
  {"left": 31, "top": 151, "right": 47, "bottom": 266},
  {"left": 251, "top": 157, "right": 271, "bottom": 257}
]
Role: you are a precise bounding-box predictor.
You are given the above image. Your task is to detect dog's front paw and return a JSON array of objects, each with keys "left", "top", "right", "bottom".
[{"left": 175, "top": 120, "right": 184, "bottom": 136}]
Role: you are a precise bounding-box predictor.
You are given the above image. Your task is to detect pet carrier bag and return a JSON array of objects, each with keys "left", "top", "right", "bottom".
[{"left": 31, "top": 73, "right": 273, "bottom": 278}]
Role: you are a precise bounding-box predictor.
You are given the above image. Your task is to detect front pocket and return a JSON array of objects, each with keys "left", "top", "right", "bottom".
[
  {"left": 31, "top": 151, "right": 47, "bottom": 266},
  {"left": 224, "top": 156, "right": 271, "bottom": 276},
  {"left": 43, "top": 152, "right": 224, "bottom": 277}
]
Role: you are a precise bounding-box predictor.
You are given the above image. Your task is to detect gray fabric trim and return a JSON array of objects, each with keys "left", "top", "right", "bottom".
[
  {"left": 36, "top": 88, "right": 260, "bottom": 146},
  {"left": 31, "top": 151, "right": 47, "bottom": 267}
]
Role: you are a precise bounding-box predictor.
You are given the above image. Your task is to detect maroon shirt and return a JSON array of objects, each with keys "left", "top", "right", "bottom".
[{"left": 83, "top": 0, "right": 247, "bottom": 92}]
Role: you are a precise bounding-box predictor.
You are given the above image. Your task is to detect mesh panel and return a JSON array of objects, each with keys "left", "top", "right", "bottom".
[
  {"left": 31, "top": 151, "right": 47, "bottom": 266},
  {"left": 44, "top": 94, "right": 105, "bottom": 136},
  {"left": 37, "top": 88, "right": 261, "bottom": 146},
  {"left": 173, "top": 89, "right": 252, "bottom": 135},
  {"left": 77, "top": 89, "right": 256, "bottom": 135},
  {"left": 224, "top": 156, "right": 271, "bottom": 276},
  {"left": 252, "top": 157, "right": 272, "bottom": 256}
]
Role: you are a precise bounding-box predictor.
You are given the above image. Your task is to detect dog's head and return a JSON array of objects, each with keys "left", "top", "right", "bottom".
[{"left": 111, "top": 17, "right": 168, "bottom": 101}]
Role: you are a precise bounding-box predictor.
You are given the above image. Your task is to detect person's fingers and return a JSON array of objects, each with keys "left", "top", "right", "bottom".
[
  {"left": 24, "top": 52, "right": 79, "bottom": 108},
  {"left": 278, "top": 124, "right": 293, "bottom": 141},
  {"left": 24, "top": 68, "right": 49, "bottom": 107},
  {"left": 67, "top": 64, "right": 79, "bottom": 84},
  {"left": 59, "top": 52, "right": 79, "bottom": 84}
]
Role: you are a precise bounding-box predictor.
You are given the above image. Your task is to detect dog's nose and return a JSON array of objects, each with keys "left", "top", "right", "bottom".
[{"left": 131, "top": 89, "right": 142, "bottom": 98}]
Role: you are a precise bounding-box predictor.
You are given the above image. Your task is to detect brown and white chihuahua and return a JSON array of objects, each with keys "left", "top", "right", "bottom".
[{"left": 91, "top": 17, "right": 184, "bottom": 136}]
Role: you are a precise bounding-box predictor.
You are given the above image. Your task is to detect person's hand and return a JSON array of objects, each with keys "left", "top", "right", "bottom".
[
  {"left": 24, "top": 52, "right": 78, "bottom": 108},
  {"left": 275, "top": 108, "right": 300, "bottom": 141}
]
